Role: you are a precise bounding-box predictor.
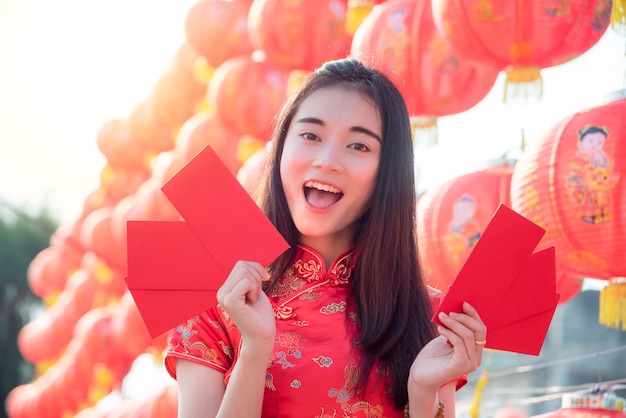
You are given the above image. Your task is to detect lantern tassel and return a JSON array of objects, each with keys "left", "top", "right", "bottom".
[
  {"left": 503, "top": 66, "right": 543, "bottom": 104},
  {"left": 599, "top": 277, "right": 626, "bottom": 331},
  {"left": 345, "top": 0, "right": 375, "bottom": 36},
  {"left": 611, "top": 0, "right": 626, "bottom": 37},
  {"left": 411, "top": 116, "right": 438, "bottom": 147}
]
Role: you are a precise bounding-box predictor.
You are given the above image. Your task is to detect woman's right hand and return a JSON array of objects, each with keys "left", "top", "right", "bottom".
[{"left": 216, "top": 260, "right": 276, "bottom": 351}]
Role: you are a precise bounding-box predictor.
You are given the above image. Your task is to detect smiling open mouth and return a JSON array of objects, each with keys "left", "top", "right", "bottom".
[{"left": 303, "top": 180, "right": 343, "bottom": 209}]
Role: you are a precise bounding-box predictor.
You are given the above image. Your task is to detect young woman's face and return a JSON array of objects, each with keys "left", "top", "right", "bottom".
[{"left": 280, "top": 85, "right": 382, "bottom": 251}]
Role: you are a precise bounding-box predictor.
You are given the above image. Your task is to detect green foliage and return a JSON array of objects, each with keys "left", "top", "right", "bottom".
[{"left": 0, "top": 203, "right": 58, "bottom": 417}]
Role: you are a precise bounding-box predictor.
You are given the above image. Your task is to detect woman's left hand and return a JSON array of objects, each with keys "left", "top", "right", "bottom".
[{"left": 408, "top": 301, "right": 487, "bottom": 392}]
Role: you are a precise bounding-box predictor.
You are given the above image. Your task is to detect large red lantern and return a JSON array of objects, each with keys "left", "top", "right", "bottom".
[
  {"left": 510, "top": 98, "right": 626, "bottom": 329},
  {"left": 247, "top": 0, "right": 352, "bottom": 71},
  {"left": 207, "top": 54, "right": 292, "bottom": 140},
  {"left": 431, "top": 0, "right": 612, "bottom": 99},
  {"left": 351, "top": 0, "right": 499, "bottom": 143},
  {"left": 417, "top": 164, "right": 514, "bottom": 293}
]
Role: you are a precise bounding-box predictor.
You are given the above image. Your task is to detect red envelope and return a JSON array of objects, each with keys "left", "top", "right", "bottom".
[
  {"left": 126, "top": 220, "right": 224, "bottom": 338},
  {"left": 161, "top": 144, "right": 288, "bottom": 271},
  {"left": 432, "top": 204, "right": 560, "bottom": 356},
  {"left": 125, "top": 145, "right": 289, "bottom": 338}
]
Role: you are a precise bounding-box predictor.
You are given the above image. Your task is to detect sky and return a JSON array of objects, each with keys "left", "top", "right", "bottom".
[{"left": 0, "top": 0, "right": 624, "bottom": 229}]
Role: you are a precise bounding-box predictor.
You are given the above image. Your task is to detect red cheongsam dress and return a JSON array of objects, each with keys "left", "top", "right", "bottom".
[{"left": 165, "top": 244, "right": 465, "bottom": 418}]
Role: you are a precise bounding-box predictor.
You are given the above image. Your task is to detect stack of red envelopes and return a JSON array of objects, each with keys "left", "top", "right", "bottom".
[
  {"left": 432, "top": 204, "right": 560, "bottom": 356},
  {"left": 126, "top": 145, "right": 289, "bottom": 338}
]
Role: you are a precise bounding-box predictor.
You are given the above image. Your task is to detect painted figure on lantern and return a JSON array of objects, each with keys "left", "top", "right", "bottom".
[
  {"left": 377, "top": 9, "right": 409, "bottom": 74},
  {"left": 566, "top": 125, "right": 619, "bottom": 224},
  {"left": 445, "top": 195, "right": 482, "bottom": 270}
]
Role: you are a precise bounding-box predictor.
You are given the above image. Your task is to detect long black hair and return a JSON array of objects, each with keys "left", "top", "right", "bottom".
[{"left": 257, "top": 58, "right": 437, "bottom": 409}]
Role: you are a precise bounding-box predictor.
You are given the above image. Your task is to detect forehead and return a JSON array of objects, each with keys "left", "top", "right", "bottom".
[{"left": 293, "top": 85, "right": 381, "bottom": 132}]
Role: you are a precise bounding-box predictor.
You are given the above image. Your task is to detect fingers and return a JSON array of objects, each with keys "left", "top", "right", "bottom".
[
  {"left": 436, "top": 302, "right": 486, "bottom": 371},
  {"left": 461, "top": 302, "right": 487, "bottom": 342},
  {"left": 217, "top": 260, "right": 270, "bottom": 307}
]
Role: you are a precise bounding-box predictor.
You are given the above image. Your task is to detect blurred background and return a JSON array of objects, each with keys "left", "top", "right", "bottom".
[{"left": 1, "top": 0, "right": 625, "bottom": 417}]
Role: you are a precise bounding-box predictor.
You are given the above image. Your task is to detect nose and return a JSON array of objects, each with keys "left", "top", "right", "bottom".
[{"left": 312, "top": 142, "right": 344, "bottom": 172}]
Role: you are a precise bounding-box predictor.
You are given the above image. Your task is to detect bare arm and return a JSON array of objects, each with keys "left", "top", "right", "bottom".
[
  {"left": 176, "top": 339, "right": 272, "bottom": 418},
  {"left": 217, "top": 340, "right": 271, "bottom": 418},
  {"left": 176, "top": 260, "right": 275, "bottom": 417},
  {"left": 176, "top": 359, "right": 225, "bottom": 418}
]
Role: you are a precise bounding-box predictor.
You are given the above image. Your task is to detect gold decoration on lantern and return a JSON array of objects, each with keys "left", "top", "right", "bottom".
[
  {"left": 504, "top": 66, "right": 543, "bottom": 103},
  {"left": 612, "top": 0, "right": 626, "bottom": 36},
  {"left": 599, "top": 277, "right": 626, "bottom": 330},
  {"left": 411, "top": 116, "right": 438, "bottom": 147},
  {"left": 287, "top": 69, "right": 308, "bottom": 97},
  {"left": 346, "top": 0, "right": 375, "bottom": 36}
]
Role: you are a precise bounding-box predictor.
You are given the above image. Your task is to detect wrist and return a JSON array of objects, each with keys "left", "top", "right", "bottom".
[
  {"left": 404, "top": 390, "right": 444, "bottom": 418},
  {"left": 240, "top": 337, "right": 275, "bottom": 362}
]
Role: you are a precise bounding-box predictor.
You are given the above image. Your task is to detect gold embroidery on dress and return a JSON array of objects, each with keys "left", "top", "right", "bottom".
[
  {"left": 273, "top": 303, "right": 295, "bottom": 320},
  {"left": 320, "top": 301, "right": 347, "bottom": 315},
  {"left": 265, "top": 373, "right": 276, "bottom": 391},
  {"left": 328, "top": 362, "right": 385, "bottom": 418},
  {"left": 277, "top": 331, "right": 305, "bottom": 356},
  {"left": 294, "top": 258, "right": 324, "bottom": 282},
  {"left": 315, "top": 407, "right": 338, "bottom": 418},
  {"left": 300, "top": 289, "right": 323, "bottom": 302},
  {"left": 270, "top": 246, "right": 357, "bottom": 320}
]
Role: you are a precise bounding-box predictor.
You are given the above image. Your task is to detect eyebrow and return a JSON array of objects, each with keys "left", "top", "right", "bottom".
[{"left": 295, "top": 117, "right": 382, "bottom": 143}]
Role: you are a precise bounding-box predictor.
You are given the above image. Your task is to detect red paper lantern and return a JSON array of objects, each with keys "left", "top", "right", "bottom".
[
  {"left": 248, "top": 0, "right": 352, "bottom": 70},
  {"left": 175, "top": 112, "right": 242, "bottom": 175},
  {"left": 351, "top": 0, "right": 499, "bottom": 143},
  {"left": 184, "top": 0, "right": 253, "bottom": 68},
  {"left": 96, "top": 119, "right": 147, "bottom": 170},
  {"left": 431, "top": 0, "right": 612, "bottom": 99},
  {"left": 207, "top": 54, "right": 292, "bottom": 140},
  {"left": 80, "top": 206, "right": 127, "bottom": 272},
  {"left": 237, "top": 141, "right": 271, "bottom": 197},
  {"left": 417, "top": 164, "right": 513, "bottom": 293},
  {"left": 510, "top": 98, "right": 626, "bottom": 329}
]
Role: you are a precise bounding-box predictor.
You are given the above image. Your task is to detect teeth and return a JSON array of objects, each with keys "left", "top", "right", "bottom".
[{"left": 304, "top": 181, "right": 342, "bottom": 194}]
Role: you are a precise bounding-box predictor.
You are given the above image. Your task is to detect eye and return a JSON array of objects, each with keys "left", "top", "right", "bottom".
[
  {"left": 349, "top": 142, "right": 371, "bottom": 152},
  {"left": 301, "top": 132, "right": 319, "bottom": 142}
]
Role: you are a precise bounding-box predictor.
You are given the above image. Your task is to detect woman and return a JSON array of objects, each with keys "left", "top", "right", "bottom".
[{"left": 165, "top": 58, "right": 487, "bottom": 418}]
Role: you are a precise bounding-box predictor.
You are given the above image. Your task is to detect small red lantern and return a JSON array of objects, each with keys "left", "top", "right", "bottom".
[
  {"left": 184, "top": 0, "right": 253, "bottom": 69},
  {"left": 431, "top": 0, "right": 612, "bottom": 100},
  {"left": 207, "top": 54, "right": 292, "bottom": 140},
  {"left": 417, "top": 164, "right": 513, "bottom": 293},
  {"left": 351, "top": 0, "right": 499, "bottom": 144},
  {"left": 510, "top": 98, "right": 626, "bottom": 329},
  {"left": 175, "top": 112, "right": 242, "bottom": 175},
  {"left": 96, "top": 119, "right": 148, "bottom": 170},
  {"left": 247, "top": 0, "right": 352, "bottom": 70}
]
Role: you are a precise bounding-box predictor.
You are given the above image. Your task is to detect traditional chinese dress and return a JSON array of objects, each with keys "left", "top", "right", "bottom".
[{"left": 165, "top": 244, "right": 463, "bottom": 418}]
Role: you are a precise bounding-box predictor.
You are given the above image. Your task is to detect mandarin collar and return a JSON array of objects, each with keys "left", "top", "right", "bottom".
[{"left": 291, "top": 244, "right": 357, "bottom": 285}]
